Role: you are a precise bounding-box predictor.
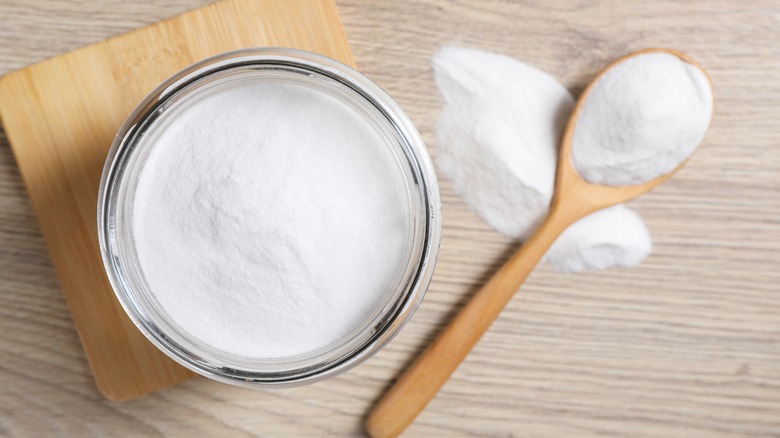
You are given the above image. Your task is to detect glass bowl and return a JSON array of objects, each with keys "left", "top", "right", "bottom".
[{"left": 97, "top": 48, "right": 441, "bottom": 387}]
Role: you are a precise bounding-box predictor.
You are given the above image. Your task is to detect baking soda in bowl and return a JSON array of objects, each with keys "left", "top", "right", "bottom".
[
  {"left": 98, "top": 49, "right": 441, "bottom": 386},
  {"left": 133, "top": 82, "right": 411, "bottom": 358}
]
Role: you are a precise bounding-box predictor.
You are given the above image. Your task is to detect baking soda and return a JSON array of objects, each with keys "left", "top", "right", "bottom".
[
  {"left": 132, "top": 81, "right": 411, "bottom": 358},
  {"left": 545, "top": 205, "right": 651, "bottom": 272},
  {"left": 572, "top": 52, "right": 713, "bottom": 185},
  {"left": 432, "top": 46, "right": 652, "bottom": 272}
]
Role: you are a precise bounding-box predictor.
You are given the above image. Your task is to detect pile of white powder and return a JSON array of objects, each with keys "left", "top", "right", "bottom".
[
  {"left": 433, "top": 46, "right": 652, "bottom": 272},
  {"left": 572, "top": 52, "right": 713, "bottom": 185},
  {"left": 132, "top": 81, "right": 411, "bottom": 358}
]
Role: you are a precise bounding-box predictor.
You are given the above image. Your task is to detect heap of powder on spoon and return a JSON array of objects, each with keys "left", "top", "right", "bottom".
[{"left": 572, "top": 52, "right": 713, "bottom": 185}]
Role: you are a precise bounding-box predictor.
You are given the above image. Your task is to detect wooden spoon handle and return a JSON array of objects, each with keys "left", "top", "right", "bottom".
[{"left": 365, "top": 206, "right": 575, "bottom": 438}]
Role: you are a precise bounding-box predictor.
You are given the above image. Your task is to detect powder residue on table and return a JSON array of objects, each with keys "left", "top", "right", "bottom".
[{"left": 132, "top": 82, "right": 411, "bottom": 358}]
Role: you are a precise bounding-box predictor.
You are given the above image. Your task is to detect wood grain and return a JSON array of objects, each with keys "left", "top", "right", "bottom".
[
  {"left": 1, "top": 0, "right": 779, "bottom": 436},
  {"left": 0, "top": 0, "right": 354, "bottom": 402}
]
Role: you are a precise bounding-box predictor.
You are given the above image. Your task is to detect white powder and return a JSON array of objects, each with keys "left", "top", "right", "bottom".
[
  {"left": 433, "top": 46, "right": 564, "bottom": 240},
  {"left": 132, "top": 81, "right": 411, "bottom": 358},
  {"left": 545, "top": 205, "right": 651, "bottom": 273},
  {"left": 572, "top": 53, "right": 713, "bottom": 185},
  {"left": 432, "top": 46, "right": 651, "bottom": 272}
]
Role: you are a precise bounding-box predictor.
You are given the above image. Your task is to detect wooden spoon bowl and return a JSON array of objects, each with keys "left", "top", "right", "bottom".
[{"left": 365, "top": 48, "right": 714, "bottom": 438}]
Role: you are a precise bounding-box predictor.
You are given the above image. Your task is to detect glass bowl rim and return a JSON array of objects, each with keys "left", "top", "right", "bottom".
[{"left": 96, "top": 47, "right": 442, "bottom": 387}]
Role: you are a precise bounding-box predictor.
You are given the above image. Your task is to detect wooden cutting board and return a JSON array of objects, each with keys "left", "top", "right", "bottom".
[{"left": 0, "top": 0, "right": 354, "bottom": 402}]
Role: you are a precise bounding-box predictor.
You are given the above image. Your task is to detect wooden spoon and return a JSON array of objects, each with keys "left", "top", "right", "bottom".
[{"left": 365, "top": 48, "right": 714, "bottom": 438}]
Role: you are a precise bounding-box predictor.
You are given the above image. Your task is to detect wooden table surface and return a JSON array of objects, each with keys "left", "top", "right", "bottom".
[{"left": 1, "top": 1, "right": 778, "bottom": 436}]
